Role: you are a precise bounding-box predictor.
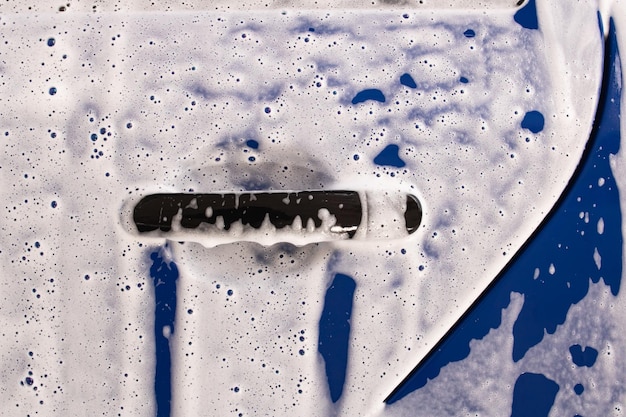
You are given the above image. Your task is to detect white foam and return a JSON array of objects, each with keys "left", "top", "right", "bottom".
[{"left": 0, "top": 0, "right": 615, "bottom": 416}]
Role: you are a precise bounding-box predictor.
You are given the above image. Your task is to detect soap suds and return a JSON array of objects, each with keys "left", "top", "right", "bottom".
[{"left": 0, "top": 1, "right": 619, "bottom": 416}]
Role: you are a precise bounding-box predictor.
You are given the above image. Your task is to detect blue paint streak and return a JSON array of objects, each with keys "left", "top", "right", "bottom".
[
  {"left": 351, "top": 89, "right": 386, "bottom": 104},
  {"left": 598, "top": 11, "right": 605, "bottom": 39},
  {"left": 386, "top": 19, "right": 622, "bottom": 404},
  {"left": 318, "top": 274, "right": 356, "bottom": 403},
  {"left": 400, "top": 73, "right": 417, "bottom": 89},
  {"left": 570, "top": 344, "right": 598, "bottom": 367},
  {"left": 511, "top": 373, "right": 559, "bottom": 417},
  {"left": 514, "top": 0, "right": 539, "bottom": 30},
  {"left": 150, "top": 248, "right": 179, "bottom": 417},
  {"left": 374, "top": 144, "right": 406, "bottom": 168},
  {"left": 521, "top": 110, "right": 545, "bottom": 133}
]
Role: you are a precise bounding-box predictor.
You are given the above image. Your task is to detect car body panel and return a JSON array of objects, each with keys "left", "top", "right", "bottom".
[{"left": 0, "top": 1, "right": 623, "bottom": 416}]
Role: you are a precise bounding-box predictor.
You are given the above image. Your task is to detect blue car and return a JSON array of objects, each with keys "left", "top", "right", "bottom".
[{"left": 1, "top": 0, "right": 624, "bottom": 416}]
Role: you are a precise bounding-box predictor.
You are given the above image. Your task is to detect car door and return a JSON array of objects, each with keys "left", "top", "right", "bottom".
[{"left": 1, "top": 1, "right": 625, "bottom": 416}]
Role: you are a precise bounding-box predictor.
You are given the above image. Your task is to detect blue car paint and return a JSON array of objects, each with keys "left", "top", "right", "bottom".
[
  {"left": 510, "top": 373, "right": 559, "bottom": 417},
  {"left": 400, "top": 73, "right": 418, "bottom": 89},
  {"left": 374, "top": 144, "right": 407, "bottom": 168},
  {"left": 520, "top": 110, "right": 545, "bottom": 133},
  {"left": 514, "top": 0, "right": 539, "bottom": 30},
  {"left": 150, "top": 248, "right": 179, "bottom": 417},
  {"left": 569, "top": 344, "right": 599, "bottom": 368},
  {"left": 351, "top": 89, "right": 386, "bottom": 104},
  {"left": 318, "top": 274, "right": 357, "bottom": 403}
]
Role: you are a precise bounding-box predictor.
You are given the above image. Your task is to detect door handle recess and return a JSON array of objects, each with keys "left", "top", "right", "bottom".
[{"left": 131, "top": 190, "right": 422, "bottom": 246}]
